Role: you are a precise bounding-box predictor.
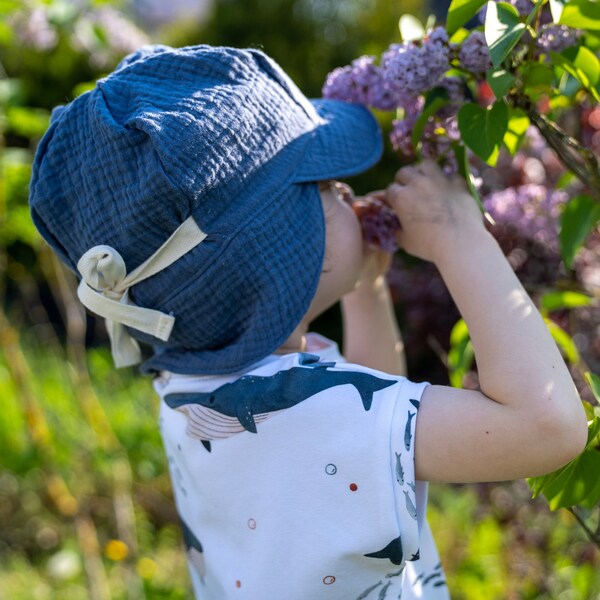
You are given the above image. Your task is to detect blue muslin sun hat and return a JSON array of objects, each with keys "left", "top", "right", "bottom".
[{"left": 29, "top": 45, "right": 383, "bottom": 375}]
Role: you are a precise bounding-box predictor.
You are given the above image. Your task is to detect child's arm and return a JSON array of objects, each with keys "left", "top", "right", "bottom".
[
  {"left": 387, "top": 161, "right": 588, "bottom": 483},
  {"left": 341, "top": 248, "right": 407, "bottom": 376}
]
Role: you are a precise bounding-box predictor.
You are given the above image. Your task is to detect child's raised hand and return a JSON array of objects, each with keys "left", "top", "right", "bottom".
[{"left": 386, "top": 160, "right": 486, "bottom": 264}]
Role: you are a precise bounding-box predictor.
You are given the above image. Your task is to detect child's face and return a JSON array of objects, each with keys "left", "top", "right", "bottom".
[{"left": 303, "top": 181, "right": 364, "bottom": 321}]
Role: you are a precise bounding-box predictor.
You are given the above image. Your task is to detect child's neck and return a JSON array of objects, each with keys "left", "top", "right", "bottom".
[{"left": 273, "top": 324, "right": 307, "bottom": 355}]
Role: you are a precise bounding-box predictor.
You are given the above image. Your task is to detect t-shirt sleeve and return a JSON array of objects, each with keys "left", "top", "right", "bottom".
[{"left": 389, "top": 377, "right": 430, "bottom": 563}]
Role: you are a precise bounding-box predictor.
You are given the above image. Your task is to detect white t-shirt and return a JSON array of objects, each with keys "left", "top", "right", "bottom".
[{"left": 154, "top": 333, "right": 449, "bottom": 599}]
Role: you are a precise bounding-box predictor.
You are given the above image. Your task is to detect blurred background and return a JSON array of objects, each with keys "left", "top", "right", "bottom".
[{"left": 1, "top": 0, "right": 599, "bottom": 598}]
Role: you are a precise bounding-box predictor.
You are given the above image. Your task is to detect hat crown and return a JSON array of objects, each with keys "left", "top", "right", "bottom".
[{"left": 29, "top": 44, "right": 383, "bottom": 374}]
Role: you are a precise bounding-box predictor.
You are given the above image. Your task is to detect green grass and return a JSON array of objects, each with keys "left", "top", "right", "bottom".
[{"left": 1, "top": 339, "right": 598, "bottom": 599}]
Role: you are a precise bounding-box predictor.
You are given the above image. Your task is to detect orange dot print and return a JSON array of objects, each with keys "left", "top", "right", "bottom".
[
  {"left": 349, "top": 483, "right": 358, "bottom": 491},
  {"left": 235, "top": 580, "right": 241, "bottom": 588},
  {"left": 323, "top": 575, "right": 336, "bottom": 585}
]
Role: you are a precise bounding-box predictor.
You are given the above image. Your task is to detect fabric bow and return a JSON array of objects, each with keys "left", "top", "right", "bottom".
[{"left": 76, "top": 217, "right": 207, "bottom": 368}]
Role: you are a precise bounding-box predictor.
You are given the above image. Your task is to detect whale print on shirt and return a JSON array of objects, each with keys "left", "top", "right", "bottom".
[
  {"left": 364, "top": 536, "right": 404, "bottom": 565},
  {"left": 180, "top": 517, "right": 206, "bottom": 581},
  {"left": 164, "top": 354, "right": 398, "bottom": 434}
]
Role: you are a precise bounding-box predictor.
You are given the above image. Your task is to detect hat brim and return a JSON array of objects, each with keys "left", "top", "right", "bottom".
[{"left": 293, "top": 99, "right": 383, "bottom": 184}]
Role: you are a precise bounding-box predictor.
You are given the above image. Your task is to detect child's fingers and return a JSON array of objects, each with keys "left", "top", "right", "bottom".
[
  {"left": 394, "top": 165, "right": 420, "bottom": 184},
  {"left": 417, "top": 159, "right": 444, "bottom": 179},
  {"left": 386, "top": 182, "right": 409, "bottom": 209}
]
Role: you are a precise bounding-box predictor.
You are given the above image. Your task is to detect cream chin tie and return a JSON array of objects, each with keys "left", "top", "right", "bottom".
[{"left": 76, "top": 217, "right": 207, "bottom": 368}]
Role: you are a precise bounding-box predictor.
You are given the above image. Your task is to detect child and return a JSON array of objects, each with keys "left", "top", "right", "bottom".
[{"left": 29, "top": 45, "right": 587, "bottom": 599}]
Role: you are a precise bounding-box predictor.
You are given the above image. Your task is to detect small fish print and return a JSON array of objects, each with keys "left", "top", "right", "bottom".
[
  {"left": 385, "top": 568, "right": 404, "bottom": 579},
  {"left": 356, "top": 581, "right": 383, "bottom": 600},
  {"left": 395, "top": 452, "right": 404, "bottom": 485},
  {"left": 404, "top": 411, "right": 415, "bottom": 451},
  {"left": 410, "top": 551, "right": 420, "bottom": 562},
  {"left": 407, "top": 481, "right": 416, "bottom": 493},
  {"left": 423, "top": 572, "right": 443, "bottom": 586},
  {"left": 409, "top": 399, "right": 420, "bottom": 410},
  {"left": 378, "top": 581, "right": 392, "bottom": 600},
  {"left": 403, "top": 490, "right": 417, "bottom": 520}
]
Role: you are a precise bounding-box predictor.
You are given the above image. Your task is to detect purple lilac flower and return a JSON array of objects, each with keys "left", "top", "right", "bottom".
[
  {"left": 459, "top": 31, "right": 492, "bottom": 74},
  {"left": 74, "top": 7, "right": 150, "bottom": 68},
  {"left": 322, "top": 55, "right": 405, "bottom": 110},
  {"left": 322, "top": 65, "right": 361, "bottom": 103},
  {"left": 349, "top": 56, "right": 380, "bottom": 104},
  {"left": 353, "top": 197, "right": 400, "bottom": 253},
  {"left": 383, "top": 27, "right": 451, "bottom": 102},
  {"left": 536, "top": 25, "right": 580, "bottom": 53},
  {"left": 420, "top": 117, "right": 460, "bottom": 175},
  {"left": 390, "top": 97, "right": 425, "bottom": 156},
  {"left": 90, "top": 7, "right": 150, "bottom": 54},
  {"left": 483, "top": 184, "right": 569, "bottom": 250},
  {"left": 440, "top": 77, "right": 465, "bottom": 104},
  {"left": 14, "top": 8, "right": 58, "bottom": 51},
  {"left": 510, "top": 0, "right": 535, "bottom": 16},
  {"left": 390, "top": 118, "right": 418, "bottom": 157}
]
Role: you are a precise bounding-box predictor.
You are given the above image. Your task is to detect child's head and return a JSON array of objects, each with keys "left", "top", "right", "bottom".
[{"left": 29, "top": 45, "right": 382, "bottom": 374}]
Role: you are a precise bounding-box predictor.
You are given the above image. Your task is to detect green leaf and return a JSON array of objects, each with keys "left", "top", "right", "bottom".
[
  {"left": 410, "top": 88, "right": 450, "bottom": 151},
  {"left": 447, "top": 0, "right": 488, "bottom": 34},
  {"left": 545, "top": 448, "right": 600, "bottom": 509},
  {"left": 585, "top": 372, "right": 600, "bottom": 403},
  {"left": 524, "top": 0, "right": 546, "bottom": 25},
  {"left": 458, "top": 100, "right": 508, "bottom": 165},
  {"left": 521, "top": 63, "right": 556, "bottom": 94},
  {"left": 448, "top": 319, "right": 475, "bottom": 388},
  {"left": 559, "top": 193, "right": 600, "bottom": 268},
  {"left": 503, "top": 108, "right": 530, "bottom": 154},
  {"left": 544, "top": 319, "right": 580, "bottom": 364},
  {"left": 540, "top": 290, "right": 594, "bottom": 313},
  {"left": 453, "top": 142, "right": 492, "bottom": 221},
  {"left": 550, "top": 46, "right": 600, "bottom": 102},
  {"left": 549, "top": 0, "right": 566, "bottom": 22},
  {"left": 529, "top": 417, "right": 600, "bottom": 507},
  {"left": 450, "top": 27, "right": 471, "bottom": 44},
  {"left": 559, "top": 0, "right": 600, "bottom": 31},
  {"left": 485, "top": 1, "right": 528, "bottom": 68},
  {"left": 486, "top": 68, "right": 516, "bottom": 97},
  {"left": 399, "top": 14, "right": 424, "bottom": 41}
]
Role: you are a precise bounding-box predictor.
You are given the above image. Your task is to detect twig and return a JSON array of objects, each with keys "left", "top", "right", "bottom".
[
  {"left": 526, "top": 108, "right": 600, "bottom": 200},
  {"left": 568, "top": 507, "right": 600, "bottom": 549}
]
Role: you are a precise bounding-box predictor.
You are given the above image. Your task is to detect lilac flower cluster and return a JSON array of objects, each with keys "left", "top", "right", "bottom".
[
  {"left": 536, "top": 24, "right": 581, "bottom": 53},
  {"left": 73, "top": 6, "right": 150, "bottom": 68},
  {"left": 323, "top": 56, "right": 396, "bottom": 110},
  {"left": 383, "top": 28, "right": 451, "bottom": 102},
  {"left": 322, "top": 27, "right": 451, "bottom": 111},
  {"left": 11, "top": 8, "right": 58, "bottom": 51},
  {"left": 353, "top": 197, "right": 401, "bottom": 253},
  {"left": 483, "top": 184, "right": 569, "bottom": 250},
  {"left": 458, "top": 31, "right": 492, "bottom": 74}
]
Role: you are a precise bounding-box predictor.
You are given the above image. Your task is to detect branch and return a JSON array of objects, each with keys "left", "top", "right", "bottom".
[
  {"left": 568, "top": 507, "right": 600, "bottom": 549},
  {"left": 510, "top": 96, "right": 600, "bottom": 201}
]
